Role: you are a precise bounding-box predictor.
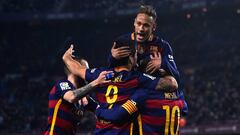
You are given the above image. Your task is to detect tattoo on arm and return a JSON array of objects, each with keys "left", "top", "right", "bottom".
[{"left": 73, "top": 83, "right": 95, "bottom": 100}]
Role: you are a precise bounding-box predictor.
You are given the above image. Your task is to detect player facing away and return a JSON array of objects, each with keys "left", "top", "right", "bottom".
[
  {"left": 62, "top": 45, "right": 178, "bottom": 135},
  {"left": 96, "top": 84, "right": 185, "bottom": 135},
  {"left": 43, "top": 57, "right": 111, "bottom": 135}
]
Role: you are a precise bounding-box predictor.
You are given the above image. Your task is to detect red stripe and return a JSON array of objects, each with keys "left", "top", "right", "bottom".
[
  {"left": 58, "top": 104, "right": 72, "bottom": 114},
  {"left": 100, "top": 78, "right": 138, "bottom": 88},
  {"left": 49, "top": 100, "right": 72, "bottom": 113},
  {"left": 96, "top": 121, "right": 131, "bottom": 130},
  {"left": 48, "top": 116, "right": 52, "bottom": 124},
  {"left": 143, "top": 133, "right": 162, "bottom": 135},
  {"left": 116, "top": 95, "right": 130, "bottom": 103},
  {"left": 96, "top": 93, "right": 129, "bottom": 103},
  {"left": 43, "top": 131, "right": 57, "bottom": 135},
  {"left": 145, "top": 99, "right": 184, "bottom": 109},
  {"left": 141, "top": 115, "right": 165, "bottom": 126},
  {"left": 49, "top": 100, "right": 58, "bottom": 108},
  {"left": 55, "top": 117, "right": 74, "bottom": 132},
  {"left": 50, "top": 86, "right": 56, "bottom": 94},
  {"left": 96, "top": 93, "right": 106, "bottom": 103}
]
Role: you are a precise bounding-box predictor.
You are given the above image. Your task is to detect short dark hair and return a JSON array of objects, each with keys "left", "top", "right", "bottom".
[{"left": 137, "top": 5, "right": 157, "bottom": 21}]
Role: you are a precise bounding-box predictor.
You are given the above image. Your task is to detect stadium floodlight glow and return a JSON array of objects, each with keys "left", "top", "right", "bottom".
[
  {"left": 202, "top": 7, "right": 207, "bottom": 12},
  {"left": 237, "top": 9, "right": 240, "bottom": 14},
  {"left": 186, "top": 13, "right": 191, "bottom": 19}
]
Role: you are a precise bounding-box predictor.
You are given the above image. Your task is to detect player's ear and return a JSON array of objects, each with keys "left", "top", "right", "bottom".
[
  {"left": 134, "top": 18, "right": 137, "bottom": 26},
  {"left": 153, "top": 22, "right": 156, "bottom": 32}
]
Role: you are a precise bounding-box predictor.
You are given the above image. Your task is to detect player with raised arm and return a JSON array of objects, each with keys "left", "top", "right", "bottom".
[
  {"left": 43, "top": 57, "right": 111, "bottom": 135},
  {"left": 63, "top": 44, "right": 178, "bottom": 135}
]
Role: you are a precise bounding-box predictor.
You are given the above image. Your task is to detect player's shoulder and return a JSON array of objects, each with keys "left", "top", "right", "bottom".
[
  {"left": 158, "top": 37, "right": 171, "bottom": 49},
  {"left": 155, "top": 36, "right": 171, "bottom": 47},
  {"left": 55, "top": 79, "right": 73, "bottom": 91},
  {"left": 142, "top": 73, "right": 157, "bottom": 80},
  {"left": 135, "top": 71, "right": 157, "bottom": 81},
  {"left": 88, "top": 67, "right": 112, "bottom": 73}
]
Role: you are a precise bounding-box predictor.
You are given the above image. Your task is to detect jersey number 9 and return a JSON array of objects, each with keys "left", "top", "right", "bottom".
[{"left": 105, "top": 85, "right": 118, "bottom": 109}]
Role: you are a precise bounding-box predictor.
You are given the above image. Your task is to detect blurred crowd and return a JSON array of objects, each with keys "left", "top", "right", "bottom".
[
  {"left": 0, "top": 0, "right": 239, "bottom": 14},
  {"left": 0, "top": 1, "right": 240, "bottom": 134}
]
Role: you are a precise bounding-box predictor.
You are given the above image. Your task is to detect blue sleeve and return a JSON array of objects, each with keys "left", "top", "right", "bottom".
[
  {"left": 96, "top": 104, "right": 131, "bottom": 123},
  {"left": 85, "top": 68, "right": 101, "bottom": 82},
  {"left": 161, "top": 40, "right": 180, "bottom": 82},
  {"left": 55, "top": 81, "right": 73, "bottom": 98},
  {"left": 130, "top": 88, "right": 149, "bottom": 109}
]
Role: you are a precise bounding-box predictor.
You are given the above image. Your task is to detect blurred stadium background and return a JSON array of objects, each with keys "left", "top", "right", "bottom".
[{"left": 0, "top": 0, "right": 240, "bottom": 134}]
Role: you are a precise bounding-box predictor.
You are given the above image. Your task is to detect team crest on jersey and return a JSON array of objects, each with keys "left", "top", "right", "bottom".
[
  {"left": 59, "top": 82, "right": 71, "bottom": 90},
  {"left": 90, "top": 68, "right": 97, "bottom": 73},
  {"left": 143, "top": 73, "right": 156, "bottom": 80},
  {"left": 168, "top": 54, "right": 174, "bottom": 62}
]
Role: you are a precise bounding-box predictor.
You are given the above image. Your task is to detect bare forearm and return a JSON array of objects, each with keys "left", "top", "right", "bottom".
[
  {"left": 64, "top": 58, "right": 86, "bottom": 79},
  {"left": 64, "top": 80, "right": 98, "bottom": 103},
  {"left": 73, "top": 80, "right": 98, "bottom": 100}
]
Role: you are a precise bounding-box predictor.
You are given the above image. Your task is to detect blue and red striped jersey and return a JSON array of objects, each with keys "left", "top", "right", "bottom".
[
  {"left": 44, "top": 79, "right": 78, "bottom": 135},
  {"left": 108, "top": 33, "right": 188, "bottom": 114},
  {"left": 137, "top": 91, "right": 185, "bottom": 135},
  {"left": 85, "top": 67, "right": 160, "bottom": 135},
  {"left": 95, "top": 87, "right": 185, "bottom": 135}
]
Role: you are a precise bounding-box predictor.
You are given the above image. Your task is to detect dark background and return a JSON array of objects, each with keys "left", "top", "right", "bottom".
[{"left": 0, "top": 0, "right": 240, "bottom": 134}]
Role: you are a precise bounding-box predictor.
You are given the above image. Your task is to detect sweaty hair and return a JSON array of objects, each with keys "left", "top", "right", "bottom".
[{"left": 137, "top": 5, "right": 157, "bottom": 21}]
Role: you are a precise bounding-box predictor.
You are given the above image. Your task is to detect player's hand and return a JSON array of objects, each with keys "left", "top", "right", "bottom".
[
  {"left": 111, "top": 42, "right": 131, "bottom": 59},
  {"left": 63, "top": 44, "right": 75, "bottom": 62},
  {"left": 94, "top": 71, "right": 114, "bottom": 85},
  {"left": 146, "top": 52, "right": 161, "bottom": 75},
  {"left": 78, "top": 97, "right": 88, "bottom": 106}
]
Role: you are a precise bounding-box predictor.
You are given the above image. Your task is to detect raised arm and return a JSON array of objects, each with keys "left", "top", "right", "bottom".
[{"left": 62, "top": 45, "right": 87, "bottom": 79}]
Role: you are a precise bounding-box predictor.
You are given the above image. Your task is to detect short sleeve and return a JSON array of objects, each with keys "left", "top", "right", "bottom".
[
  {"left": 55, "top": 81, "right": 74, "bottom": 98},
  {"left": 85, "top": 68, "right": 101, "bottom": 82}
]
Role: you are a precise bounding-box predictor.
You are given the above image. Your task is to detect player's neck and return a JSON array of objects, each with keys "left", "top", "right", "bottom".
[
  {"left": 148, "top": 34, "right": 154, "bottom": 41},
  {"left": 114, "top": 66, "right": 130, "bottom": 72},
  {"left": 68, "top": 74, "right": 78, "bottom": 88}
]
